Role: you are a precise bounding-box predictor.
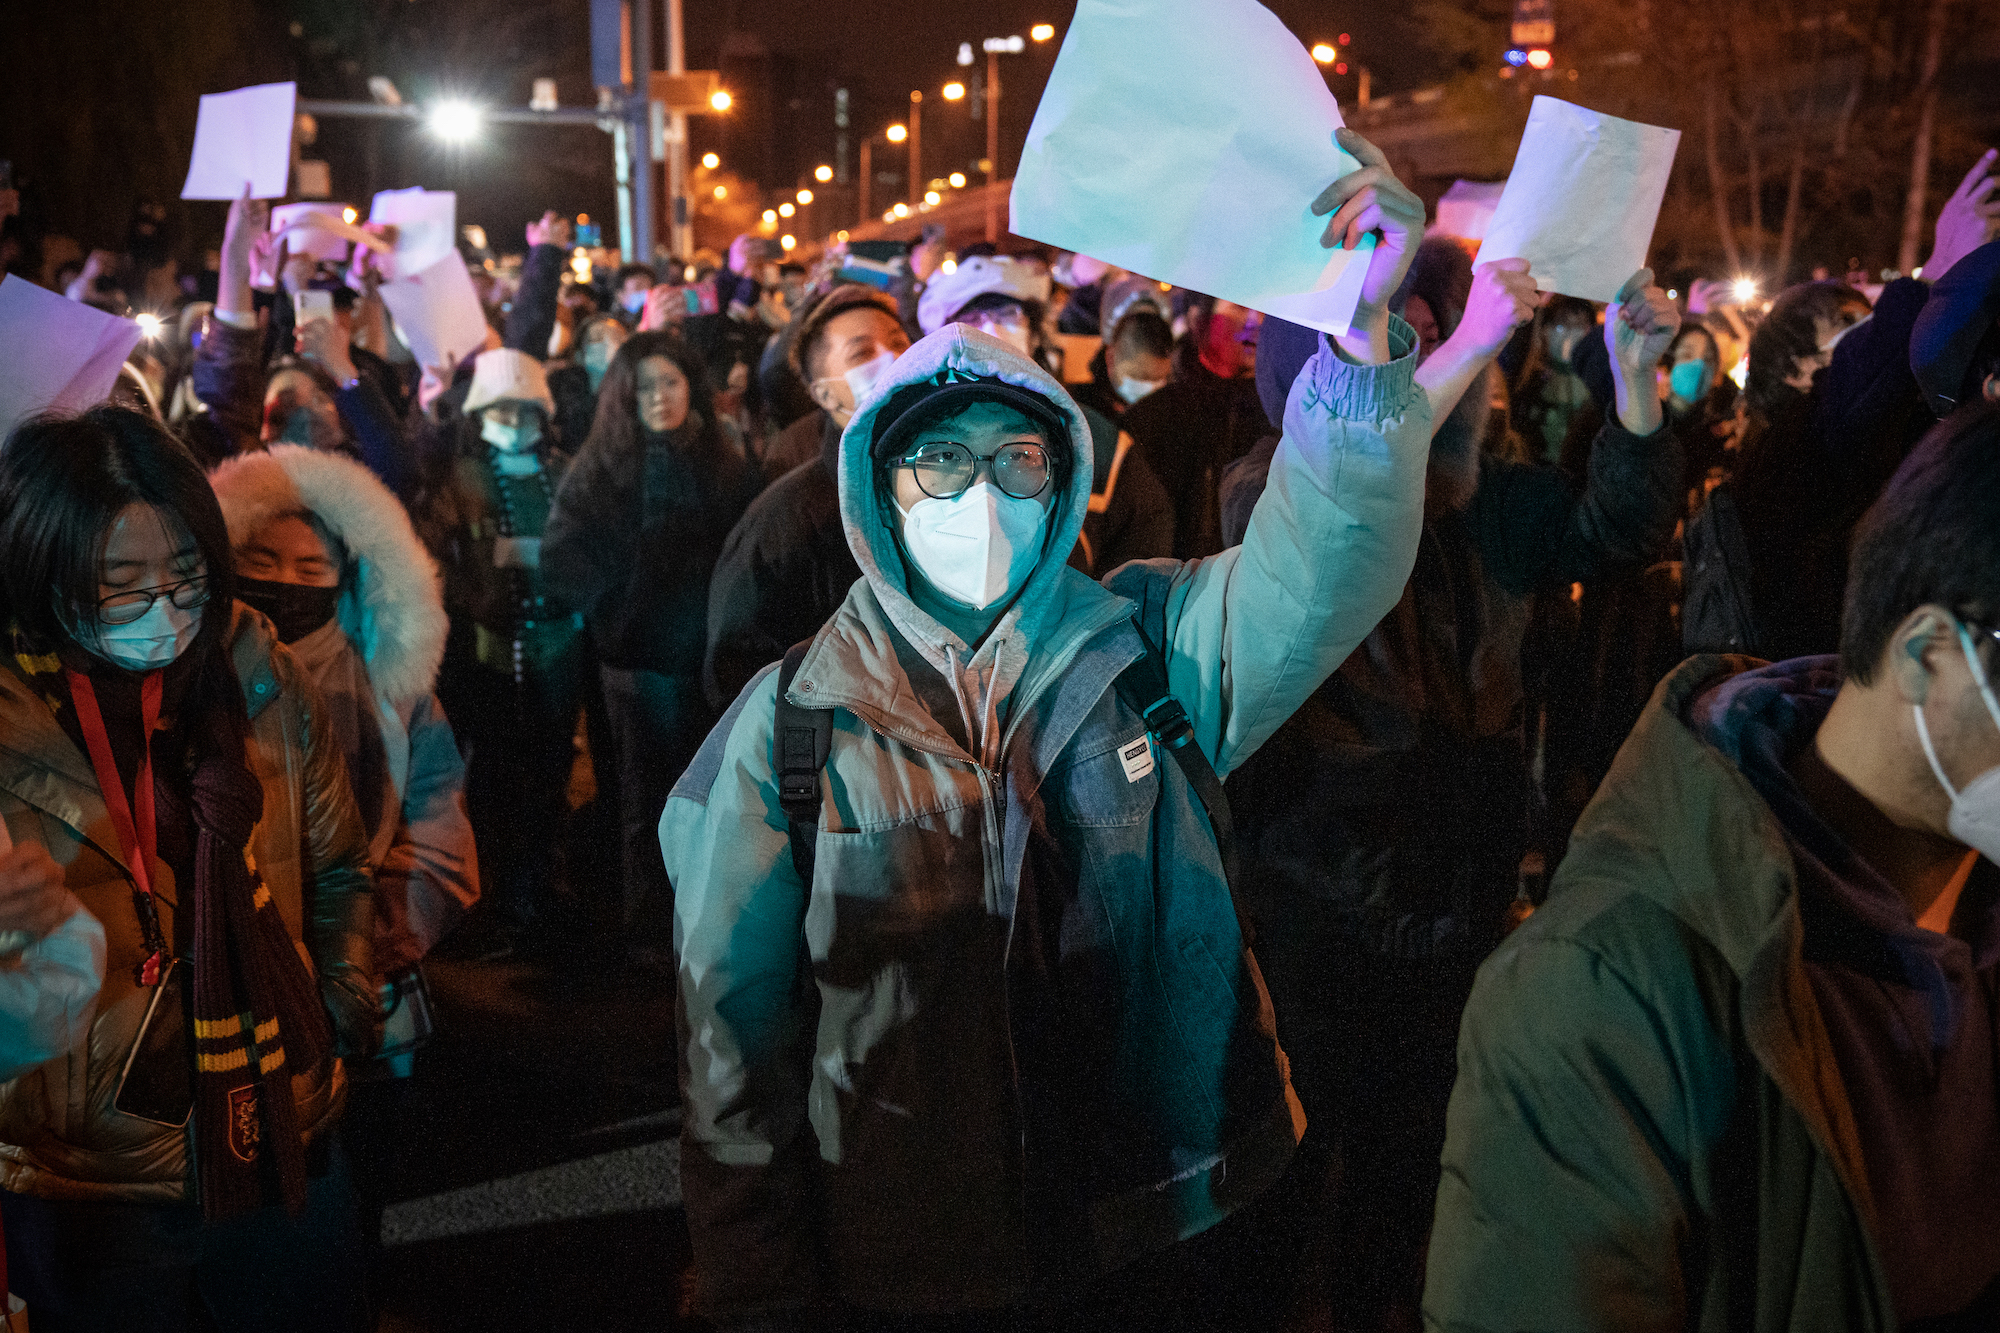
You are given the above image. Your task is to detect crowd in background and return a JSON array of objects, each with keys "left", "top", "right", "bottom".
[{"left": 0, "top": 130, "right": 1996, "bottom": 1333}]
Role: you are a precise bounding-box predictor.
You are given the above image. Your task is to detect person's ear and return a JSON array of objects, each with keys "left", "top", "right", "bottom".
[
  {"left": 807, "top": 375, "right": 848, "bottom": 418},
  {"left": 1887, "top": 604, "right": 1958, "bottom": 705},
  {"left": 1982, "top": 371, "right": 1999, "bottom": 404}
]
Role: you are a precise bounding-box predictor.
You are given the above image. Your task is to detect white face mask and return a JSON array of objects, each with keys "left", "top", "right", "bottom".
[
  {"left": 897, "top": 480, "right": 1048, "bottom": 611},
  {"left": 1912, "top": 621, "right": 2000, "bottom": 864},
  {"left": 481, "top": 413, "right": 541, "bottom": 454},
  {"left": 1116, "top": 376, "right": 1165, "bottom": 406},
  {"left": 93, "top": 597, "right": 201, "bottom": 670},
  {"left": 842, "top": 348, "right": 898, "bottom": 405}
]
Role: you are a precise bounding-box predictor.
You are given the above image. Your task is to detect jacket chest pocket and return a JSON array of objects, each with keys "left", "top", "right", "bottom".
[{"left": 1048, "top": 730, "right": 1159, "bottom": 828}]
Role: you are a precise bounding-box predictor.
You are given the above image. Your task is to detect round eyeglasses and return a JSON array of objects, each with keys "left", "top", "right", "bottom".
[
  {"left": 894, "top": 442, "right": 1051, "bottom": 501},
  {"left": 96, "top": 575, "right": 210, "bottom": 625}
]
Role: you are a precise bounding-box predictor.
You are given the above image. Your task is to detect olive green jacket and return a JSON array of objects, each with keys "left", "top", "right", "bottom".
[{"left": 1424, "top": 655, "right": 1897, "bottom": 1333}]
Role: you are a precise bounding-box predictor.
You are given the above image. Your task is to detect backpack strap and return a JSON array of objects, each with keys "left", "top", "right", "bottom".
[
  {"left": 1110, "top": 604, "right": 1250, "bottom": 942},
  {"left": 775, "top": 641, "right": 834, "bottom": 883}
]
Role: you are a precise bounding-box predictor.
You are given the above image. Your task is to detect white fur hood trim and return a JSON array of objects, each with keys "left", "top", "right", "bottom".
[{"left": 208, "top": 446, "right": 447, "bottom": 704}]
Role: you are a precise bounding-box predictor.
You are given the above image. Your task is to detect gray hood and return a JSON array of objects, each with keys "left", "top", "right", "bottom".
[{"left": 836, "top": 326, "right": 1103, "bottom": 763}]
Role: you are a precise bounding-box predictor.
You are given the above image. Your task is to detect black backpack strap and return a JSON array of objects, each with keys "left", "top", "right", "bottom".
[
  {"left": 1111, "top": 606, "right": 1250, "bottom": 943},
  {"left": 775, "top": 641, "right": 834, "bottom": 883}
]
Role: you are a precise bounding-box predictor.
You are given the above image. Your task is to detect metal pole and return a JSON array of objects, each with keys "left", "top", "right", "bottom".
[
  {"left": 613, "top": 119, "right": 636, "bottom": 263},
  {"left": 985, "top": 51, "right": 1001, "bottom": 242},
  {"left": 859, "top": 139, "right": 872, "bottom": 223},
  {"left": 631, "top": 0, "right": 655, "bottom": 265},
  {"left": 666, "top": 0, "right": 691, "bottom": 260},
  {"left": 909, "top": 91, "right": 923, "bottom": 206}
]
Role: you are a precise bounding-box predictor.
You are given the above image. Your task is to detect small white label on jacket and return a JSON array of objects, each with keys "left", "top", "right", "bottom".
[{"left": 1119, "top": 735, "right": 1155, "bottom": 783}]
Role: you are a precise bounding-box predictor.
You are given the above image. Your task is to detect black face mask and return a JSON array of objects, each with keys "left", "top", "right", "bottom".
[{"left": 236, "top": 577, "right": 342, "bottom": 644}]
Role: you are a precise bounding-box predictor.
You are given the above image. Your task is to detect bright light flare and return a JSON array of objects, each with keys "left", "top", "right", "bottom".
[
  {"left": 341, "top": 206, "right": 358, "bottom": 224},
  {"left": 762, "top": 209, "right": 777, "bottom": 224},
  {"left": 701, "top": 152, "right": 720, "bottom": 169},
  {"left": 135, "top": 313, "right": 164, "bottom": 340},
  {"left": 1732, "top": 276, "right": 1758, "bottom": 303},
  {"left": 941, "top": 258, "right": 957, "bottom": 275},
  {"left": 1311, "top": 44, "right": 1337, "bottom": 64},
  {"left": 797, "top": 189, "right": 813, "bottom": 205},
  {"left": 713, "top": 185, "right": 727, "bottom": 200},
  {"left": 1030, "top": 23, "right": 1055, "bottom": 41},
  {"left": 893, "top": 202, "right": 910, "bottom": 218},
  {"left": 943, "top": 82, "right": 966, "bottom": 101},
  {"left": 780, "top": 234, "right": 797, "bottom": 251},
  {"left": 1525, "top": 48, "right": 1553, "bottom": 69},
  {"left": 886, "top": 123, "right": 908, "bottom": 143},
  {"left": 948, "top": 172, "right": 967, "bottom": 188},
  {"left": 778, "top": 202, "right": 795, "bottom": 218},
  {"left": 709, "top": 90, "right": 733, "bottom": 112},
  {"left": 815, "top": 164, "right": 834, "bottom": 183},
  {"left": 924, "top": 191, "right": 941, "bottom": 206},
  {"left": 428, "top": 99, "right": 483, "bottom": 142}
]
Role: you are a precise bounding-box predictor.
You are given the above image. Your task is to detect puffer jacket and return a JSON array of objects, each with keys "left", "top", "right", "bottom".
[
  {"left": 209, "top": 445, "right": 479, "bottom": 980},
  {"left": 0, "top": 605, "right": 376, "bottom": 1203},
  {"left": 664, "top": 321, "right": 1431, "bottom": 1322}
]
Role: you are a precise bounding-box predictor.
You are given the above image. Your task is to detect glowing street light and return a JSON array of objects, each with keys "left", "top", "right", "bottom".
[
  {"left": 1030, "top": 24, "right": 1056, "bottom": 41},
  {"left": 701, "top": 152, "right": 720, "bottom": 169},
  {"left": 762, "top": 209, "right": 778, "bottom": 223},
  {"left": 713, "top": 185, "right": 728, "bottom": 200},
  {"left": 1311, "top": 43, "right": 1337, "bottom": 64},
  {"left": 780, "top": 234, "right": 797, "bottom": 251},
  {"left": 943, "top": 82, "right": 966, "bottom": 101},
  {"left": 778, "top": 202, "right": 795, "bottom": 217},
  {"left": 886, "top": 123, "right": 908, "bottom": 143},
  {"left": 797, "top": 189, "right": 814, "bottom": 204},
  {"left": 949, "top": 172, "right": 967, "bottom": 188},
  {"left": 428, "top": 99, "right": 483, "bottom": 142},
  {"left": 815, "top": 164, "right": 834, "bottom": 183},
  {"left": 893, "top": 202, "right": 910, "bottom": 218},
  {"left": 924, "top": 190, "right": 941, "bottom": 206},
  {"left": 709, "top": 90, "right": 733, "bottom": 112}
]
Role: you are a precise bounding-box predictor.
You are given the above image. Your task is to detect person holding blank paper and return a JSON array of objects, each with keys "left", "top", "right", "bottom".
[{"left": 667, "top": 129, "right": 1431, "bottom": 1332}]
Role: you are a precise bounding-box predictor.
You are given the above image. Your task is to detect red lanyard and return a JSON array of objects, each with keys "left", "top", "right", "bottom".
[{"left": 65, "top": 668, "right": 166, "bottom": 984}]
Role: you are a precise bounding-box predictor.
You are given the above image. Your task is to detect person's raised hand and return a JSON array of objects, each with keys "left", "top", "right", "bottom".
[
  {"left": 1311, "top": 128, "right": 1426, "bottom": 362},
  {"left": 1605, "top": 267, "right": 1679, "bottom": 435},
  {"left": 1927, "top": 148, "right": 2000, "bottom": 282},
  {"left": 1457, "top": 259, "right": 1545, "bottom": 358},
  {"left": 217, "top": 185, "right": 272, "bottom": 315},
  {"left": 640, "top": 282, "right": 683, "bottom": 331},
  {"left": 297, "top": 313, "right": 358, "bottom": 385},
  {"left": 526, "top": 210, "right": 573, "bottom": 250},
  {"left": 0, "top": 843, "right": 72, "bottom": 942},
  {"left": 418, "top": 352, "right": 458, "bottom": 415}
]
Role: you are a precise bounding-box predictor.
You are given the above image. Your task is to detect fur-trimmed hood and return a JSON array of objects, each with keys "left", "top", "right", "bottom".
[{"left": 208, "top": 446, "right": 447, "bottom": 704}]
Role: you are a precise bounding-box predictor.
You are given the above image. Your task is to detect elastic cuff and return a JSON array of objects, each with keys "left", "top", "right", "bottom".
[
  {"left": 212, "top": 307, "right": 258, "bottom": 330},
  {"left": 1300, "top": 313, "right": 1420, "bottom": 422}
]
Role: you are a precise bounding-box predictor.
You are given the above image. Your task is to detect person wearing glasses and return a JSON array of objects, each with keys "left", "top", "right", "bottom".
[
  {"left": 1425, "top": 403, "right": 2000, "bottom": 1331},
  {"left": 665, "top": 131, "right": 1432, "bottom": 1328},
  {"left": 0, "top": 407, "right": 379, "bottom": 1331}
]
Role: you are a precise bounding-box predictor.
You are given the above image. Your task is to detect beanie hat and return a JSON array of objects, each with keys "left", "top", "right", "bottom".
[{"left": 463, "top": 347, "right": 555, "bottom": 415}]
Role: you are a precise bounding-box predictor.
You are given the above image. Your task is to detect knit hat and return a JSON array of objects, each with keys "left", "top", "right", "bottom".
[
  {"left": 917, "top": 255, "right": 1053, "bottom": 335},
  {"left": 788, "top": 284, "right": 903, "bottom": 381},
  {"left": 463, "top": 347, "right": 555, "bottom": 415},
  {"left": 1911, "top": 239, "right": 2000, "bottom": 417}
]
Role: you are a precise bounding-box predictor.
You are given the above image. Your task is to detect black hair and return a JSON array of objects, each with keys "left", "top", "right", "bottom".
[
  {"left": 0, "top": 406, "right": 236, "bottom": 673},
  {"left": 1109, "top": 308, "right": 1174, "bottom": 359},
  {"left": 585, "top": 330, "right": 729, "bottom": 465},
  {"left": 1840, "top": 402, "right": 2000, "bottom": 683},
  {"left": 1746, "top": 280, "right": 1866, "bottom": 420},
  {"left": 616, "top": 262, "right": 658, "bottom": 288}
]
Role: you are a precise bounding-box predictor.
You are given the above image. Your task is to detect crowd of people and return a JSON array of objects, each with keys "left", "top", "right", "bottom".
[{"left": 0, "top": 118, "right": 1996, "bottom": 1333}]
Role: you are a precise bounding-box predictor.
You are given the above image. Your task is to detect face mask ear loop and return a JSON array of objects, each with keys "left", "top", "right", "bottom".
[{"left": 1914, "top": 698, "right": 1962, "bottom": 804}]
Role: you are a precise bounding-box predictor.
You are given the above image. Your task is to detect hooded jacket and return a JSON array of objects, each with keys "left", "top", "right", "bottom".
[
  {"left": 663, "top": 322, "right": 1431, "bottom": 1321},
  {"left": 209, "top": 445, "right": 478, "bottom": 979},
  {"left": 0, "top": 606, "right": 376, "bottom": 1203},
  {"left": 1423, "top": 655, "right": 1932, "bottom": 1332}
]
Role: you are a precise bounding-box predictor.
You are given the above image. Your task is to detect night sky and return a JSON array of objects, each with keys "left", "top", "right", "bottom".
[{"left": 1, "top": 0, "right": 1493, "bottom": 267}]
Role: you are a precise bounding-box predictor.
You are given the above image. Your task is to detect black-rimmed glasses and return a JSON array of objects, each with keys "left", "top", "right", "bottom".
[{"left": 893, "top": 442, "right": 1051, "bottom": 502}]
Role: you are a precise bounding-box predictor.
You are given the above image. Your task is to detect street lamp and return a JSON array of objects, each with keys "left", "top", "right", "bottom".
[
  {"left": 709, "top": 89, "right": 733, "bottom": 112},
  {"left": 428, "top": 99, "right": 483, "bottom": 142},
  {"left": 712, "top": 185, "right": 727, "bottom": 200},
  {"left": 886, "top": 123, "right": 907, "bottom": 143},
  {"left": 943, "top": 82, "right": 966, "bottom": 101},
  {"left": 815, "top": 164, "right": 834, "bottom": 183},
  {"left": 778, "top": 202, "right": 795, "bottom": 218},
  {"left": 702, "top": 152, "right": 720, "bottom": 169},
  {"left": 1311, "top": 43, "right": 1337, "bottom": 64},
  {"left": 949, "top": 172, "right": 966, "bottom": 188},
  {"left": 797, "top": 189, "right": 814, "bottom": 205},
  {"left": 1030, "top": 24, "right": 1056, "bottom": 42}
]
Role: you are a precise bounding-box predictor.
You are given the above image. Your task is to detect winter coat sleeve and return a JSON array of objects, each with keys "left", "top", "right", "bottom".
[
  {"left": 661, "top": 669, "right": 824, "bottom": 1325},
  {"left": 542, "top": 438, "right": 636, "bottom": 626},
  {"left": 1154, "top": 321, "right": 1432, "bottom": 778},
  {"left": 192, "top": 315, "right": 270, "bottom": 457},
  {"left": 371, "top": 693, "right": 479, "bottom": 978},
  {"left": 504, "top": 243, "right": 566, "bottom": 357},
  {"left": 0, "top": 901, "right": 105, "bottom": 1082},
  {"left": 1424, "top": 904, "right": 1728, "bottom": 1333},
  {"left": 284, "top": 650, "right": 383, "bottom": 1058},
  {"left": 1469, "top": 418, "right": 1683, "bottom": 597}
]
